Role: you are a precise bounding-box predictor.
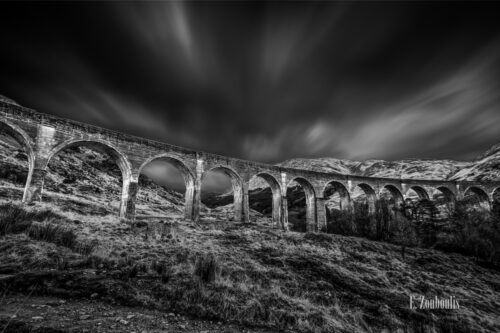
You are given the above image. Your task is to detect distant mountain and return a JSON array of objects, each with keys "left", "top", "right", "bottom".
[
  {"left": 448, "top": 145, "right": 500, "bottom": 182},
  {"left": 477, "top": 142, "right": 500, "bottom": 160},
  {"left": 274, "top": 143, "right": 500, "bottom": 183},
  {"left": 278, "top": 157, "right": 468, "bottom": 180}
]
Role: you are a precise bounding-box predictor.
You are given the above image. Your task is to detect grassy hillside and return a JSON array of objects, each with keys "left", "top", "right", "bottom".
[{"left": 1, "top": 203, "right": 499, "bottom": 333}]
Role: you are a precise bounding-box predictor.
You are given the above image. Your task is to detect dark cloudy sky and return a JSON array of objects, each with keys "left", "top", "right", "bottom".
[{"left": 1, "top": 1, "right": 500, "bottom": 163}]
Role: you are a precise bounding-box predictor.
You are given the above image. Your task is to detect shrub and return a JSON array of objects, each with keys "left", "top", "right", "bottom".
[
  {"left": 56, "top": 256, "right": 69, "bottom": 270},
  {"left": 388, "top": 214, "right": 418, "bottom": 259},
  {"left": 404, "top": 199, "right": 440, "bottom": 247},
  {"left": 0, "top": 204, "right": 33, "bottom": 235},
  {"left": 352, "top": 202, "right": 372, "bottom": 238},
  {"left": 127, "top": 264, "right": 139, "bottom": 279},
  {"left": 193, "top": 252, "right": 220, "bottom": 284},
  {"left": 324, "top": 199, "right": 396, "bottom": 240},
  {"left": 373, "top": 199, "right": 401, "bottom": 241},
  {"left": 75, "top": 239, "right": 99, "bottom": 256},
  {"left": 325, "top": 209, "right": 354, "bottom": 236}
]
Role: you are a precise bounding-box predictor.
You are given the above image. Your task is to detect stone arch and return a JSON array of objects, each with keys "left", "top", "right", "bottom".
[
  {"left": 322, "top": 180, "right": 351, "bottom": 211},
  {"left": 46, "top": 139, "right": 131, "bottom": 177},
  {"left": 201, "top": 165, "right": 244, "bottom": 221},
  {"left": 348, "top": 183, "right": 378, "bottom": 238},
  {"left": 432, "top": 186, "right": 456, "bottom": 212},
  {"left": 0, "top": 120, "right": 34, "bottom": 165},
  {"left": 491, "top": 187, "right": 500, "bottom": 215},
  {"left": 464, "top": 186, "right": 489, "bottom": 200},
  {"left": 138, "top": 154, "right": 195, "bottom": 220},
  {"left": 433, "top": 186, "right": 456, "bottom": 208},
  {"left": 45, "top": 139, "right": 132, "bottom": 217},
  {"left": 321, "top": 180, "right": 352, "bottom": 234},
  {"left": 464, "top": 186, "right": 490, "bottom": 210},
  {"left": 378, "top": 184, "right": 404, "bottom": 227},
  {"left": 249, "top": 172, "right": 283, "bottom": 227},
  {"left": 0, "top": 119, "right": 35, "bottom": 201},
  {"left": 353, "top": 183, "right": 377, "bottom": 215},
  {"left": 407, "top": 186, "right": 429, "bottom": 200},
  {"left": 380, "top": 184, "right": 404, "bottom": 204},
  {"left": 435, "top": 186, "right": 455, "bottom": 201},
  {"left": 287, "top": 177, "right": 316, "bottom": 231},
  {"left": 490, "top": 187, "right": 500, "bottom": 202}
]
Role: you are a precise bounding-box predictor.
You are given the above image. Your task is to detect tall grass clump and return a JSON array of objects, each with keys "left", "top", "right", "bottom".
[
  {"left": 74, "top": 239, "right": 99, "bottom": 256},
  {"left": 193, "top": 252, "right": 220, "bottom": 284},
  {"left": 0, "top": 203, "right": 60, "bottom": 235},
  {"left": 27, "top": 220, "right": 77, "bottom": 249},
  {"left": 0, "top": 204, "right": 27, "bottom": 235},
  {"left": 27, "top": 220, "right": 98, "bottom": 255},
  {"left": 0, "top": 203, "right": 97, "bottom": 255}
]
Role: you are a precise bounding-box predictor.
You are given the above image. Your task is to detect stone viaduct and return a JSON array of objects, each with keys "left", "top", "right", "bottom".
[{"left": 1, "top": 96, "right": 499, "bottom": 231}]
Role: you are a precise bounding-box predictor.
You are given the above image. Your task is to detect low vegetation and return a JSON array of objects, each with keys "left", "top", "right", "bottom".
[
  {"left": 1, "top": 202, "right": 499, "bottom": 332},
  {"left": 0, "top": 203, "right": 96, "bottom": 255}
]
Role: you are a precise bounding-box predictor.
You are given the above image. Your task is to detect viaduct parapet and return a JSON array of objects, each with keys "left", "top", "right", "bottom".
[{"left": 1, "top": 97, "right": 499, "bottom": 230}]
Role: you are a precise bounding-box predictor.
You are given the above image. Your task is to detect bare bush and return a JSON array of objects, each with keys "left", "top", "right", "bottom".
[
  {"left": 325, "top": 209, "right": 354, "bottom": 236},
  {"left": 324, "top": 197, "right": 500, "bottom": 267},
  {"left": 436, "top": 200, "right": 500, "bottom": 266}
]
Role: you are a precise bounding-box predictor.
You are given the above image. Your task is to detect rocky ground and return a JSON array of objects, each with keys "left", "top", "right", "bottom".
[{"left": 0, "top": 295, "right": 271, "bottom": 333}]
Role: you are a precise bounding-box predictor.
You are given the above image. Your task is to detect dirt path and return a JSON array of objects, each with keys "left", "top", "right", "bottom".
[{"left": 0, "top": 295, "right": 272, "bottom": 333}]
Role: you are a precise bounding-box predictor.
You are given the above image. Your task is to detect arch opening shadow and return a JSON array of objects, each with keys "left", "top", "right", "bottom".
[
  {"left": 377, "top": 185, "right": 404, "bottom": 236},
  {"left": 200, "top": 166, "right": 243, "bottom": 222},
  {"left": 45, "top": 140, "right": 130, "bottom": 216},
  {"left": 492, "top": 188, "right": 500, "bottom": 217},
  {"left": 249, "top": 173, "right": 282, "bottom": 227},
  {"left": 404, "top": 187, "right": 438, "bottom": 223},
  {"left": 379, "top": 185, "right": 404, "bottom": 206},
  {"left": 137, "top": 156, "right": 194, "bottom": 220},
  {"left": 0, "top": 121, "right": 34, "bottom": 201},
  {"left": 431, "top": 186, "right": 455, "bottom": 219},
  {"left": 463, "top": 186, "right": 490, "bottom": 211},
  {"left": 286, "top": 177, "right": 316, "bottom": 232},
  {"left": 323, "top": 181, "right": 351, "bottom": 234},
  {"left": 349, "top": 183, "right": 377, "bottom": 238},
  {"left": 323, "top": 181, "right": 351, "bottom": 212},
  {"left": 407, "top": 186, "right": 429, "bottom": 201}
]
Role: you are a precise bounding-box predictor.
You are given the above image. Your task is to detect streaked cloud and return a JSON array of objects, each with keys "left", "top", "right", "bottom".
[{"left": 0, "top": 1, "right": 499, "bottom": 164}]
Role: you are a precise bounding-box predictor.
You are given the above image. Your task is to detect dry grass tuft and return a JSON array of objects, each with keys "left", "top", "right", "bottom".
[
  {"left": 27, "top": 220, "right": 77, "bottom": 248},
  {"left": 0, "top": 203, "right": 60, "bottom": 235},
  {"left": 0, "top": 204, "right": 97, "bottom": 256},
  {"left": 193, "top": 252, "right": 220, "bottom": 284}
]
